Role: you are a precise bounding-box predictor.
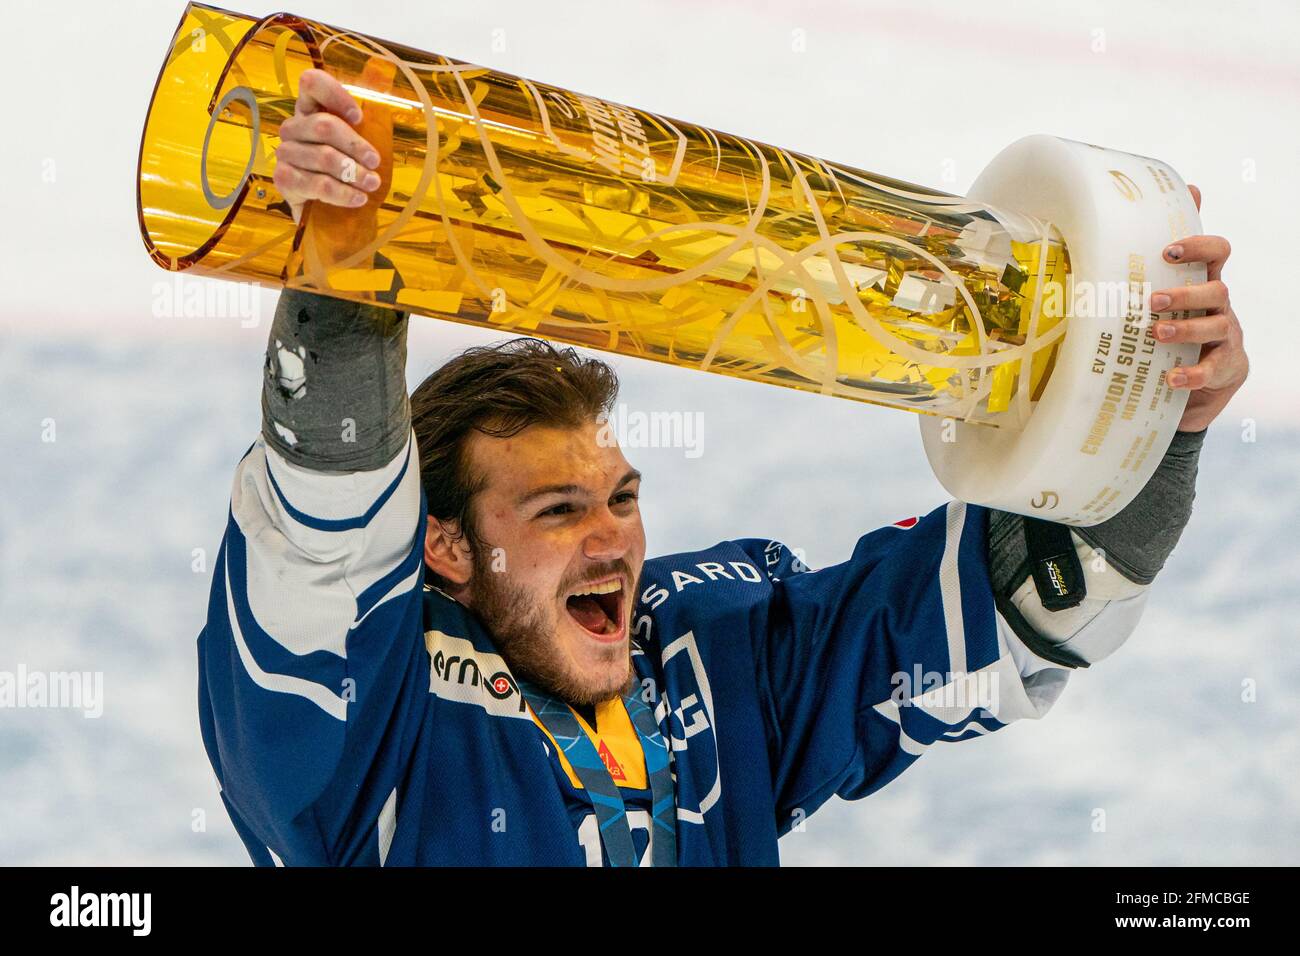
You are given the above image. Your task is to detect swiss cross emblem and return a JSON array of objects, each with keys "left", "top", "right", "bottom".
[{"left": 597, "top": 740, "right": 627, "bottom": 781}]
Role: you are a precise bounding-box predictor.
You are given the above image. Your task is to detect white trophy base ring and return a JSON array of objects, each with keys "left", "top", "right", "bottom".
[{"left": 919, "top": 134, "right": 1205, "bottom": 526}]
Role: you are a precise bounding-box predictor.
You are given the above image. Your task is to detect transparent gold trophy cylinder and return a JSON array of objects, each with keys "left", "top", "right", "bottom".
[
  {"left": 138, "top": 4, "right": 1203, "bottom": 523},
  {"left": 139, "top": 2, "right": 1070, "bottom": 427}
]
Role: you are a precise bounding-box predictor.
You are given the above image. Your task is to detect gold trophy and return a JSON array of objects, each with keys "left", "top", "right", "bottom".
[{"left": 137, "top": 3, "right": 1205, "bottom": 524}]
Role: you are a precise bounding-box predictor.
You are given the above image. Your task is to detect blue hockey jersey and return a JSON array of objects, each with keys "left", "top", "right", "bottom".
[{"left": 197, "top": 430, "right": 1148, "bottom": 865}]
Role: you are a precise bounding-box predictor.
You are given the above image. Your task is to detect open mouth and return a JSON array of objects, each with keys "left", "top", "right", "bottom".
[{"left": 564, "top": 577, "right": 625, "bottom": 640}]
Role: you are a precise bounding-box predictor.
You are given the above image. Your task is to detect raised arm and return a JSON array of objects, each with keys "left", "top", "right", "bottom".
[
  {"left": 748, "top": 204, "right": 1243, "bottom": 832},
  {"left": 635, "top": 426, "right": 1207, "bottom": 837},
  {"left": 197, "top": 72, "right": 428, "bottom": 865},
  {"left": 795, "top": 427, "right": 1206, "bottom": 824}
]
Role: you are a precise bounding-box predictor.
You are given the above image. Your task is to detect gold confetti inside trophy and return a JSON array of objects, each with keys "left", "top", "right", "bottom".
[{"left": 137, "top": 3, "right": 1205, "bottom": 524}]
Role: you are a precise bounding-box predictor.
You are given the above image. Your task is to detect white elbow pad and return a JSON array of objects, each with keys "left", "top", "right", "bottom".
[{"left": 1008, "top": 532, "right": 1150, "bottom": 666}]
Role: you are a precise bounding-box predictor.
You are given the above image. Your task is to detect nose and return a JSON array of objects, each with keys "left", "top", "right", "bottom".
[{"left": 582, "top": 505, "right": 632, "bottom": 563}]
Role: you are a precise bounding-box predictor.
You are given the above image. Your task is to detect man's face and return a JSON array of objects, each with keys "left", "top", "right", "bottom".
[{"left": 451, "top": 420, "right": 646, "bottom": 706}]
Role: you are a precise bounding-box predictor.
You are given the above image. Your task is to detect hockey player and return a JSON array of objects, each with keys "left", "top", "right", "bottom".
[{"left": 197, "top": 70, "right": 1248, "bottom": 866}]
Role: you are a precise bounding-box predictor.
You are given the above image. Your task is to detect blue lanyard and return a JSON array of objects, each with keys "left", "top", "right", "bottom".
[{"left": 520, "top": 681, "right": 676, "bottom": 867}]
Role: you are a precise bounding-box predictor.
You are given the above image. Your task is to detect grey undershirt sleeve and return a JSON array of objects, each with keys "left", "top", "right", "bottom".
[
  {"left": 1069, "top": 427, "right": 1207, "bottom": 585},
  {"left": 260, "top": 256, "right": 411, "bottom": 473},
  {"left": 989, "top": 426, "right": 1207, "bottom": 601}
]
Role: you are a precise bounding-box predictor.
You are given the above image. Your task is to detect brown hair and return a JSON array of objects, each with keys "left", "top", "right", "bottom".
[{"left": 410, "top": 336, "right": 619, "bottom": 586}]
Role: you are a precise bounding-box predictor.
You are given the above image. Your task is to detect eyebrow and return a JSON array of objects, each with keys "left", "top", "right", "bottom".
[{"left": 516, "top": 468, "right": 642, "bottom": 507}]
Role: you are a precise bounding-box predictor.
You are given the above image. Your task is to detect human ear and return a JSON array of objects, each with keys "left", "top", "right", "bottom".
[{"left": 424, "top": 514, "right": 474, "bottom": 588}]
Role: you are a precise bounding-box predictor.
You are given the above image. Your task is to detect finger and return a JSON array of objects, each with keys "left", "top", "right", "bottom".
[
  {"left": 1188, "top": 183, "right": 1202, "bottom": 211},
  {"left": 1150, "top": 279, "right": 1229, "bottom": 315},
  {"left": 280, "top": 112, "right": 380, "bottom": 171},
  {"left": 1167, "top": 345, "right": 1238, "bottom": 391},
  {"left": 1163, "top": 234, "right": 1231, "bottom": 281},
  {"left": 272, "top": 163, "right": 369, "bottom": 207},
  {"left": 296, "top": 68, "right": 363, "bottom": 125},
  {"left": 1167, "top": 358, "right": 1212, "bottom": 390},
  {"left": 274, "top": 141, "right": 381, "bottom": 192},
  {"left": 1153, "top": 312, "right": 1232, "bottom": 345}
]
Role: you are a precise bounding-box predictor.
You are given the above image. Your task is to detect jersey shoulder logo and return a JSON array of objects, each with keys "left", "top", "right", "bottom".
[{"left": 424, "top": 629, "right": 528, "bottom": 719}]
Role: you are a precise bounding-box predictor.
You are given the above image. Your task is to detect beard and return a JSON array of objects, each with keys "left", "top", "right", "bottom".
[{"left": 467, "top": 534, "right": 635, "bottom": 707}]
